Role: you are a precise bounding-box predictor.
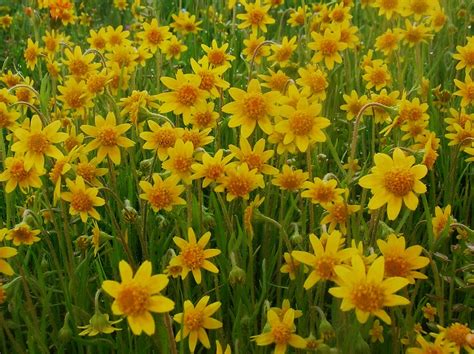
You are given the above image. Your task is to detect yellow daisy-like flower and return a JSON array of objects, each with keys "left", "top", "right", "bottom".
[
  {"left": 157, "top": 70, "right": 207, "bottom": 121},
  {"left": 407, "top": 333, "right": 456, "bottom": 354},
  {"left": 229, "top": 137, "right": 278, "bottom": 175},
  {"left": 292, "top": 231, "right": 355, "bottom": 289},
  {"left": 362, "top": 59, "right": 392, "bottom": 91},
  {"left": 188, "top": 101, "right": 219, "bottom": 129},
  {"left": 81, "top": 112, "right": 134, "bottom": 165},
  {"left": 375, "top": 28, "right": 401, "bottom": 56},
  {"left": 0, "top": 243, "right": 17, "bottom": 276},
  {"left": 320, "top": 201, "right": 361, "bottom": 234},
  {"left": 0, "top": 155, "right": 44, "bottom": 193},
  {"left": 436, "top": 323, "right": 473, "bottom": 352},
  {"left": 237, "top": 0, "right": 275, "bottom": 33},
  {"left": 140, "top": 121, "right": 183, "bottom": 161},
  {"left": 432, "top": 205, "right": 451, "bottom": 238},
  {"left": 174, "top": 296, "right": 222, "bottom": 352},
  {"left": 268, "top": 36, "right": 297, "bottom": 67},
  {"left": 280, "top": 252, "right": 301, "bottom": 280},
  {"left": 454, "top": 75, "right": 474, "bottom": 107},
  {"left": 162, "top": 35, "right": 188, "bottom": 61},
  {"left": 139, "top": 174, "right": 186, "bottom": 213},
  {"left": 301, "top": 177, "right": 345, "bottom": 206},
  {"left": 191, "top": 149, "right": 234, "bottom": 187},
  {"left": 259, "top": 69, "right": 290, "bottom": 93},
  {"left": 0, "top": 102, "right": 20, "bottom": 130},
  {"left": 78, "top": 312, "right": 122, "bottom": 336},
  {"left": 216, "top": 340, "right": 232, "bottom": 354},
  {"left": 251, "top": 309, "right": 306, "bottom": 354},
  {"left": 340, "top": 90, "right": 370, "bottom": 121},
  {"left": 63, "top": 45, "right": 100, "bottom": 79},
  {"left": 190, "top": 57, "right": 229, "bottom": 98},
  {"left": 162, "top": 139, "right": 195, "bottom": 184},
  {"left": 57, "top": 77, "right": 93, "bottom": 113},
  {"left": 87, "top": 28, "right": 107, "bottom": 52},
  {"left": 24, "top": 39, "right": 41, "bottom": 70},
  {"left": 296, "top": 65, "right": 328, "bottom": 101},
  {"left": 102, "top": 260, "right": 175, "bottom": 336},
  {"left": 359, "top": 148, "right": 427, "bottom": 220},
  {"left": 453, "top": 38, "right": 474, "bottom": 73},
  {"left": 242, "top": 32, "right": 271, "bottom": 64},
  {"left": 373, "top": 0, "right": 401, "bottom": 19},
  {"left": 272, "top": 164, "right": 309, "bottom": 191},
  {"left": 11, "top": 115, "right": 68, "bottom": 170},
  {"left": 369, "top": 320, "right": 384, "bottom": 343},
  {"left": 401, "top": 20, "right": 432, "bottom": 47},
  {"left": 215, "top": 163, "right": 265, "bottom": 201},
  {"left": 308, "top": 28, "right": 348, "bottom": 70},
  {"left": 329, "top": 255, "right": 410, "bottom": 324},
  {"left": 377, "top": 234, "right": 429, "bottom": 284},
  {"left": 6, "top": 223, "right": 41, "bottom": 246},
  {"left": 137, "top": 18, "right": 171, "bottom": 53},
  {"left": 201, "top": 40, "right": 235, "bottom": 69},
  {"left": 61, "top": 176, "right": 105, "bottom": 222},
  {"left": 222, "top": 79, "right": 279, "bottom": 138},
  {"left": 171, "top": 228, "right": 221, "bottom": 284},
  {"left": 275, "top": 97, "right": 330, "bottom": 152}
]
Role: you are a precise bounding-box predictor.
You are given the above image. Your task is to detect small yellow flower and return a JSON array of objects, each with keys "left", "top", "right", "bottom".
[
  {"left": 61, "top": 176, "right": 105, "bottom": 222},
  {"left": 174, "top": 296, "right": 222, "bottom": 352},
  {"left": 137, "top": 18, "right": 171, "bottom": 53},
  {"left": 162, "top": 139, "right": 195, "bottom": 184},
  {"left": 24, "top": 39, "right": 41, "bottom": 70},
  {"left": 102, "top": 260, "right": 175, "bottom": 335},
  {"left": 78, "top": 312, "right": 122, "bottom": 336},
  {"left": 369, "top": 320, "right": 384, "bottom": 343},
  {"left": 0, "top": 242, "right": 17, "bottom": 276},
  {"left": 301, "top": 178, "right": 345, "bottom": 206},
  {"left": 215, "top": 163, "right": 265, "bottom": 201},
  {"left": 432, "top": 205, "right": 451, "bottom": 238},
  {"left": 6, "top": 223, "right": 41, "bottom": 246},
  {"left": 191, "top": 149, "right": 234, "bottom": 187},
  {"left": 308, "top": 28, "right": 348, "bottom": 70},
  {"left": 171, "top": 228, "right": 221, "bottom": 284},
  {"left": 139, "top": 174, "right": 186, "bottom": 212},
  {"left": 237, "top": 0, "right": 275, "bottom": 33},
  {"left": 422, "top": 303, "right": 437, "bottom": 322},
  {"left": 407, "top": 333, "right": 456, "bottom": 354},
  {"left": 272, "top": 164, "right": 308, "bottom": 191},
  {"left": 454, "top": 75, "right": 474, "bottom": 107}
]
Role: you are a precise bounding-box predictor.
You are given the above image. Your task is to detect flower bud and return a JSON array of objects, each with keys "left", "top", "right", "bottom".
[{"left": 229, "top": 265, "right": 246, "bottom": 287}]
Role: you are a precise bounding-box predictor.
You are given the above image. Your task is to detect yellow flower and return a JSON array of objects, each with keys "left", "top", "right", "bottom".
[
  {"left": 340, "top": 90, "right": 369, "bottom": 121},
  {"left": 454, "top": 75, "right": 474, "bottom": 107},
  {"left": 371, "top": 89, "right": 399, "bottom": 123},
  {"left": 296, "top": 65, "right": 328, "bottom": 101},
  {"left": 375, "top": 28, "right": 401, "bottom": 56},
  {"left": 237, "top": 0, "right": 275, "bottom": 33},
  {"left": 191, "top": 149, "right": 234, "bottom": 187},
  {"left": 308, "top": 28, "right": 348, "bottom": 70},
  {"left": 0, "top": 155, "right": 44, "bottom": 193},
  {"left": 407, "top": 334, "right": 456, "bottom": 354},
  {"left": 369, "top": 320, "right": 384, "bottom": 343},
  {"left": 0, "top": 102, "right": 20, "bottom": 130},
  {"left": 157, "top": 70, "right": 208, "bottom": 121},
  {"left": 320, "top": 201, "right": 360, "bottom": 234},
  {"left": 268, "top": 36, "right": 297, "bottom": 67},
  {"left": 102, "top": 260, "right": 175, "bottom": 335},
  {"left": 6, "top": 222, "right": 41, "bottom": 246},
  {"left": 63, "top": 46, "right": 100, "bottom": 79},
  {"left": 87, "top": 28, "right": 107, "bottom": 52},
  {"left": 24, "top": 39, "right": 41, "bottom": 70},
  {"left": 270, "top": 299, "right": 303, "bottom": 320},
  {"left": 162, "top": 35, "right": 187, "bottom": 60},
  {"left": 287, "top": 6, "right": 307, "bottom": 27},
  {"left": 432, "top": 205, "right": 451, "bottom": 238},
  {"left": 75, "top": 155, "right": 108, "bottom": 186},
  {"left": 229, "top": 137, "right": 278, "bottom": 175},
  {"left": 280, "top": 252, "right": 301, "bottom": 280},
  {"left": 400, "top": 0, "right": 436, "bottom": 20},
  {"left": 359, "top": 148, "right": 427, "bottom": 220},
  {"left": 215, "top": 163, "right": 265, "bottom": 201},
  {"left": 422, "top": 303, "right": 437, "bottom": 322},
  {"left": 272, "top": 164, "right": 308, "bottom": 191},
  {"left": 171, "top": 228, "right": 221, "bottom": 284},
  {"left": 139, "top": 174, "right": 186, "bottom": 212},
  {"left": 301, "top": 177, "right": 345, "bottom": 206},
  {"left": 0, "top": 243, "right": 17, "bottom": 275},
  {"left": 61, "top": 176, "right": 105, "bottom": 222},
  {"left": 216, "top": 340, "right": 231, "bottom": 354},
  {"left": 292, "top": 231, "right": 355, "bottom": 289},
  {"left": 362, "top": 59, "right": 392, "bottom": 91},
  {"left": 242, "top": 33, "right": 271, "bottom": 64},
  {"left": 140, "top": 121, "right": 183, "bottom": 161},
  {"left": 162, "top": 139, "right": 195, "bottom": 184},
  {"left": 453, "top": 38, "right": 474, "bottom": 73},
  {"left": 119, "top": 90, "right": 160, "bottom": 125},
  {"left": 275, "top": 97, "right": 330, "bottom": 152},
  {"left": 436, "top": 323, "right": 473, "bottom": 352},
  {"left": 190, "top": 57, "right": 229, "bottom": 98},
  {"left": 259, "top": 69, "right": 290, "bottom": 93},
  {"left": 137, "top": 19, "right": 171, "bottom": 53},
  {"left": 222, "top": 79, "right": 279, "bottom": 138},
  {"left": 105, "top": 25, "right": 131, "bottom": 49},
  {"left": 11, "top": 115, "right": 68, "bottom": 170},
  {"left": 329, "top": 255, "right": 410, "bottom": 324},
  {"left": 174, "top": 296, "right": 222, "bottom": 352},
  {"left": 170, "top": 11, "right": 202, "bottom": 35},
  {"left": 373, "top": 0, "right": 401, "bottom": 19},
  {"left": 57, "top": 77, "right": 93, "bottom": 113},
  {"left": 377, "top": 234, "right": 429, "bottom": 283},
  {"left": 81, "top": 112, "right": 134, "bottom": 165},
  {"left": 189, "top": 101, "right": 219, "bottom": 129},
  {"left": 251, "top": 308, "right": 306, "bottom": 353},
  {"left": 401, "top": 20, "right": 432, "bottom": 47},
  {"left": 201, "top": 40, "right": 235, "bottom": 69}
]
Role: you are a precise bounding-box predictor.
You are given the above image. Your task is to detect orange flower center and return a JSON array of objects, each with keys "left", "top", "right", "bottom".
[
  {"left": 464, "top": 84, "right": 474, "bottom": 100},
  {"left": 380, "top": 0, "right": 398, "bottom": 10},
  {"left": 184, "top": 309, "right": 204, "bottom": 331},
  {"left": 117, "top": 283, "right": 150, "bottom": 316},
  {"left": 462, "top": 49, "right": 474, "bottom": 66},
  {"left": 271, "top": 323, "right": 291, "bottom": 344},
  {"left": 64, "top": 89, "right": 85, "bottom": 109},
  {"left": 279, "top": 174, "right": 302, "bottom": 190},
  {"left": 208, "top": 50, "right": 226, "bottom": 66},
  {"left": 11, "top": 227, "right": 34, "bottom": 243},
  {"left": 92, "top": 37, "right": 106, "bottom": 50},
  {"left": 77, "top": 163, "right": 97, "bottom": 182},
  {"left": 380, "top": 34, "right": 397, "bottom": 49},
  {"left": 348, "top": 101, "right": 363, "bottom": 116},
  {"left": 147, "top": 28, "right": 164, "bottom": 45},
  {"left": 168, "top": 43, "right": 181, "bottom": 55},
  {"left": 182, "top": 244, "right": 205, "bottom": 269},
  {"left": 227, "top": 176, "right": 251, "bottom": 197},
  {"left": 369, "top": 68, "right": 389, "bottom": 86},
  {"left": 177, "top": 84, "right": 199, "bottom": 106},
  {"left": 315, "top": 255, "right": 337, "bottom": 279},
  {"left": 350, "top": 282, "right": 385, "bottom": 312},
  {"left": 275, "top": 46, "right": 292, "bottom": 62},
  {"left": 331, "top": 9, "right": 345, "bottom": 22},
  {"left": 9, "top": 160, "right": 30, "bottom": 181},
  {"left": 108, "top": 34, "right": 122, "bottom": 46},
  {"left": 320, "top": 39, "right": 338, "bottom": 56},
  {"left": 405, "top": 28, "right": 423, "bottom": 43},
  {"left": 149, "top": 185, "right": 173, "bottom": 209},
  {"left": 384, "top": 254, "right": 411, "bottom": 277},
  {"left": 172, "top": 155, "right": 193, "bottom": 173},
  {"left": 50, "top": 160, "right": 67, "bottom": 183},
  {"left": 25, "top": 47, "right": 38, "bottom": 61},
  {"left": 307, "top": 73, "right": 327, "bottom": 94},
  {"left": 383, "top": 168, "right": 415, "bottom": 196},
  {"left": 199, "top": 71, "right": 215, "bottom": 91},
  {"left": 153, "top": 130, "right": 176, "bottom": 149},
  {"left": 268, "top": 73, "right": 288, "bottom": 91},
  {"left": 410, "top": 0, "right": 429, "bottom": 14},
  {"left": 69, "top": 59, "right": 88, "bottom": 77},
  {"left": 331, "top": 203, "right": 349, "bottom": 223},
  {"left": 98, "top": 127, "right": 118, "bottom": 146},
  {"left": 193, "top": 111, "right": 213, "bottom": 128},
  {"left": 243, "top": 93, "right": 267, "bottom": 120},
  {"left": 445, "top": 323, "right": 470, "bottom": 347},
  {"left": 248, "top": 9, "right": 265, "bottom": 25},
  {"left": 71, "top": 191, "right": 93, "bottom": 212},
  {"left": 243, "top": 153, "right": 263, "bottom": 172},
  {"left": 206, "top": 165, "right": 224, "bottom": 180},
  {"left": 182, "top": 132, "right": 202, "bottom": 148},
  {"left": 0, "top": 110, "right": 12, "bottom": 127},
  {"left": 310, "top": 185, "right": 337, "bottom": 203},
  {"left": 28, "top": 132, "right": 50, "bottom": 153},
  {"left": 289, "top": 111, "right": 314, "bottom": 135}
]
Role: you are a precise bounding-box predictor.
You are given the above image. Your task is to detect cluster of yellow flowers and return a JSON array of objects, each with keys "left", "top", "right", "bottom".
[{"left": 0, "top": 0, "right": 473, "bottom": 353}]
